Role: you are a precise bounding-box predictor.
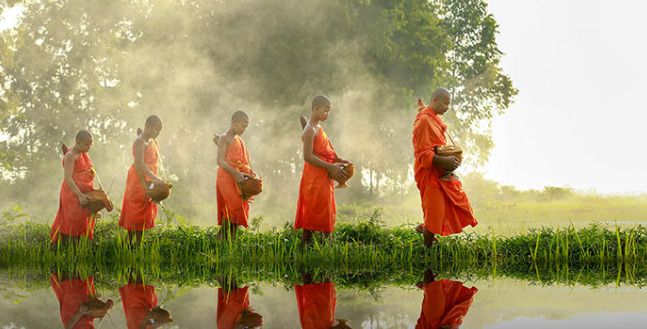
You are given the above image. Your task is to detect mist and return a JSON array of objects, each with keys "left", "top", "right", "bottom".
[{"left": 0, "top": 0, "right": 516, "bottom": 228}]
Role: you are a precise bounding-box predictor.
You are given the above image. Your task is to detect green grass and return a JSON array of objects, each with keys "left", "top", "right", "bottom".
[{"left": 1, "top": 210, "right": 646, "bottom": 273}]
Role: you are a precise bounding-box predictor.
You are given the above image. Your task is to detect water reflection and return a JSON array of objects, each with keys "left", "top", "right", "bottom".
[
  {"left": 415, "top": 269, "right": 478, "bottom": 329},
  {"left": 295, "top": 272, "right": 353, "bottom": 329},
  {"left": 217, "top": 275, "right": 263, "bottom": 329},
  {"left": 50, "top": 270, "right": 114, "bottom": 329},
  {"left": 119, "top": 271, "right": 173, "bottom": 329}
]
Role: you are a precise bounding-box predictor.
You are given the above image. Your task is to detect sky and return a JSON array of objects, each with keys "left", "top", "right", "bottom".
[{"left": 483, "top": 0, "right": 647, "bottom": 194}]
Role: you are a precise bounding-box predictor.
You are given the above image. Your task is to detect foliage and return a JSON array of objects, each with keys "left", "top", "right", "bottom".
[{"left": 0, "top": 0, "right": 516, "bottom": 220}]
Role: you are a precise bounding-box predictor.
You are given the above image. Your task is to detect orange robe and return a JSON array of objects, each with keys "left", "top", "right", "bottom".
[
  {"left": 217, "top": 136, "right": 253, "bottom": 227},
  {"left": 119, "top": 140, "right": 160, "bottom": 231},
  {"left": 51, "top": 274, "right": 96, "bottom": 329},
  {"left": 294, "top": 282, "right": 336, "bottom": 329},
  {"left": 119, "top": 283, "right": 158, "bottom": 329},
  {"left": 413, "top": 107, "right": 477, "bottom": 236},
  {"left": 294, "top": 127, "right": 337, "bottom": 232},
  {"left": 415, "top": 280, "right": 478, "bottom": 329},
  {"left": 50, "top": 151, "right": 96, "bottom": 243},
  {"left": 217, "top": 286, "right": 250, "bottom": 329}
]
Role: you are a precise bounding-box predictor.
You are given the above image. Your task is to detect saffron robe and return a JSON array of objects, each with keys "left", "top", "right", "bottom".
[
  {"left": 217, "top": 136, "right": 253, "bottom": 227},
  {"left": 294, "top": 127, "right": 337, "bottom": 232},
  {"left": 413, "top": 107, "right": 477, "bottom": 236},
  {"left": 295, "top": 282, "right": 336, "bottom": 329},
  {"left": 51, "top": 274, "right": 96, "bottom": 329},
  {"left": 415, "top": 280, "right": 478, "bottom": 329},
  {"left": 119, "top": 140, "right": 159, "bottom": 231},
  {"left": 51, "top": 151, "right": 96, "bottom": 243},
  {"left": 119, "top": 283, "right": 158, "bottom": 329},
  {"left": 217, "top": 286, "right": 250, "bottom": 329}
]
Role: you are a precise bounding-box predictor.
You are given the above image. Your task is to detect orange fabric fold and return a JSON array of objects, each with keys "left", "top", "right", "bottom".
[
  {"left": 415, "top": 280, "right": 478, "bottom": 329},
  {"left": 51, "top": 151, "right": 96, "bottom": 243},
  {"left": 413, "top": 107, "right": 477, "bottom": 236},
  {"left": 217, "top": 286, "right": 250, "bottom": 329},
  {"left": 217, "top": 136, "right": 253, "bottom": 227},
  {"left": 51, "top": 274, "right": 96, "bottom": 329},
  {"left": 119, "top": 140, "right": 159, "bottom": 231},
  {"left": 294, "top": 128, "right": 337, "bottom": 232},
  {"left": 119, "top": 283, "right": 158, "bottom": 329},
  {"left": 295, "top": 282, "right": 336, "bottom": 329}
]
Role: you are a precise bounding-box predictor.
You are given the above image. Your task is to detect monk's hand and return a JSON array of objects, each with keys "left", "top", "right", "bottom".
[
  {"left": 328, "top": 163, "right": 348, "bottom": 181},
  {"left": 78, "top": 193, "right": 90, "bottom": 206},
  {"left": 213, "top": 133, "right": 221, "bottom": 146},
  {"left": 234, "top": 171, "right": 246, "bottom": 184},
  {"left": 441, "top": 156, "right": 460, "bottom": 172}
]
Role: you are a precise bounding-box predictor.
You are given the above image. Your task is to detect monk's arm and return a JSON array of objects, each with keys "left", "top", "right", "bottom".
[
  {"left": 134, "top": 138, "right": 163, "bottom": 186},
  {"left": 302, "top": 126, "right": 347, "bottom": 181},
  {"left": 217, "top": 135, "right": 245, "bottom": 184},
  {"left": 63, "top": 152, "right": 90, "bottom": 206},
  {"left": 413, "top": 117, "right": 458, "bottom": 171}
]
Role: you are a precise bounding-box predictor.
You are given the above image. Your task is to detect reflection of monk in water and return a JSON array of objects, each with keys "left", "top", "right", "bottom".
[
  {"left": 415, "top": 270, "right": 477, "bottom": 329},
  {"left": 50, "top": 271, "right": 114, "bottom": 329},
  {"left": 216, "top": 275, "right": 263, "bottom": 329},
  {"left": 119, "top": 272, "right": 172, "bottom": 329},
  {"left": 294, "top": 273, "right": 352, "bottom": 329}
]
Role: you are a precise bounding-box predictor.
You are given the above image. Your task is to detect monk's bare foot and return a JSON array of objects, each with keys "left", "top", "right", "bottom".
[
  {"left": 415, "top": 224, "right": 424, "bottom": 234},
  {"left": 423, "top": 230, "right": 439, "bottom": 248}
]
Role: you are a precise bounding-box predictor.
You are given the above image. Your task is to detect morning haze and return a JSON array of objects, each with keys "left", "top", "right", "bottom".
[{"left": 2, "top": 0, "right": 519, "bottom": 229}]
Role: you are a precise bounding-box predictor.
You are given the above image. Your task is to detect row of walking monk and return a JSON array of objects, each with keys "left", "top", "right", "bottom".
[
  {"left": 52, "top": 269, "right": 477, "bottom": 329},
  {"left": 51, "top": 88, "right": 477, "bottom": 247}
]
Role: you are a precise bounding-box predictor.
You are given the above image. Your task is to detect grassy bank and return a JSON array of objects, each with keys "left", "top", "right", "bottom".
[{"left": 1, "top": 211, "right": 646, "bottom": 272}]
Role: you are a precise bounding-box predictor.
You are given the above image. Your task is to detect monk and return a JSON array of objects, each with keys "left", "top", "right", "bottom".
[
  {"left": 216, "top": 275, "right": 263, "bottom": 329},
  {"left": 415, "top": 270, "right": 478, "bottom": 329},
  {"left": 51, "top": 271, "right": 114, "bottom": 329},
  {"left": 119, "top": 271, "right": 173, "bottom": 329},
  {"left": 295, "top": 95, "right": 350, "bottom": 244},
  {"left": 413, "top": 88, "right": 477, "bottom": 248},
  {"left": 215, "top": 111, "right": 256, "bottom": 240},
  {"left": 119, "top": 115, "right": 164, "bottom": 245},
  {"left": 51, "top": 130, "right": 98, "bottom": 246}
]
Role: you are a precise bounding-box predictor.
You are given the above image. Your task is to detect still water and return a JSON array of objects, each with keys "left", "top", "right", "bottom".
[{"left": 1, "top": 272, "right": 645, "bottom": 328}]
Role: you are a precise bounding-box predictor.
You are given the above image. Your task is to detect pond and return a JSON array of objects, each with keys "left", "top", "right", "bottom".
[{"left": 1, "top": 270, "right": 645, "bottom": 328}]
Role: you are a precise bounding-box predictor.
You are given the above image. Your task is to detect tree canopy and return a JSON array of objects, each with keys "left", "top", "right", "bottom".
[{"left": 0, "top": 0, "right": 516, "bottom": 222}]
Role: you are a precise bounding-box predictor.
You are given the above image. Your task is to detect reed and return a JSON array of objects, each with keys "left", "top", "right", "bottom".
[{"left": 1, "top": 211, "right": 646, "bottom": 272}]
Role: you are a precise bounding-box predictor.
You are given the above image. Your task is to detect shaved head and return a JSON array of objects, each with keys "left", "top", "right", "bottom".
[
  {"left": 145, "top": 115, "right": 163, "bottom": 127},
  {"left": 231, "top": 110, "right": 249, "bottom": 122},
  {"left": 75, "top": 130, "right": 92, "bottom": 142},
  {"left": 311, "top": 95, "right": 331, "bottom": 110},
  {"left": 431, "top": 88, "right": 451, "bottom": 101}
]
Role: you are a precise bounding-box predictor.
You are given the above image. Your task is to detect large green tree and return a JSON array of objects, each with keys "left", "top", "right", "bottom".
[{"left": 0, "top": 0, "right": 516, "bottom": 222}]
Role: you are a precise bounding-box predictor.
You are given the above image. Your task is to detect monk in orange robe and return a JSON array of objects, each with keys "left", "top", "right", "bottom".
[
  {"left": 295, "top": 274, "right": 337, "bottom": 329},
  {"left": 415, "top": 270, "right": 478, "bottom": 329},
  {"left": 51, "top": 130, "right": 97, "bottom": 245},
  {"left": 413, "top": 88, "right": 477, "bottom": 248},
  {"left": 216, "top": 276, "right": 263, "bottom": 329},
  {"left": 119, "top": 272, "right": 172, "bottom": 329},
  {"left": 119, "top": 115, "right": 164, "bottom": 244},
  {"left": 215, "top": 111, "right": 256, "bottom": 240},
  {"left": 295, "top": 95, "right": 350, "bottom": 244}
]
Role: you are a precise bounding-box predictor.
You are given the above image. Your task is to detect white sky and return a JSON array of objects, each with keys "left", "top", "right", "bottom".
[{"left": 483, "top": 0, "right": 647, "bottom": 194}]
